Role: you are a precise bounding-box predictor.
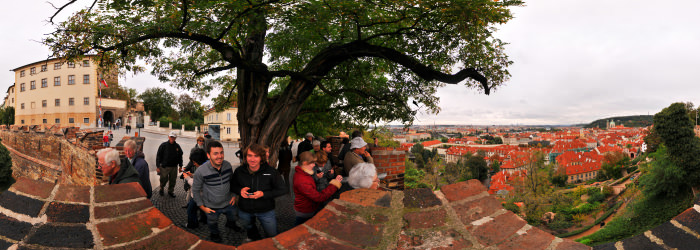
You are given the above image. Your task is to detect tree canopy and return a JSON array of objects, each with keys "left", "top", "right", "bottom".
[{"left": 45, "top": 0, "right": 522, "bottom": 162}]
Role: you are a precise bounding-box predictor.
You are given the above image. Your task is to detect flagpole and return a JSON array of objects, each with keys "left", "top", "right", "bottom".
[{"left": 99, "top": 72, "right": 103, "bottom": 128}]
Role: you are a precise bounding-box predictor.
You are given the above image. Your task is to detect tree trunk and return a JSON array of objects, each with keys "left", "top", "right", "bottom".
[{"left": 235, "top": 11, "right": 317, "bottom": 167}]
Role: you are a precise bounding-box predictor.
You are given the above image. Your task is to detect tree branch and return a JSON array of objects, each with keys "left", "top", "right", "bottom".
[
  {"left": 179, "top": 0, "right": 190, "bottom": 31},
  {"left": 49, "top": 0, "right": 79, "bottom": 24},
  {"left": 304, "top": 41, "right": 490, "bottom": 94}
]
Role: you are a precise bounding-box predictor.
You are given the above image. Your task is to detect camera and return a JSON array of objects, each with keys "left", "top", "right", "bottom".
[{"left": 247, "top": 192, "right": 255, "bottom": 196}]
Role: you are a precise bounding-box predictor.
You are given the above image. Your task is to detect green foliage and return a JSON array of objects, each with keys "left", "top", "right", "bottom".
[
  {"left": 139, "top": 87, "right": 175, "bottom": 121},
  {"left": 502, "top": 202, "right": 520, "bottom": 214},
  {"left": 0, "top": 140, "right": 14, "bottom": 191},
  {"left": 0, "top": 106, "right": 14, "bottom": 126},
  {"left": 652, "top": 102, "right": 700, "bottom": 187},
  {"left": 464, "top": 154, "right": 488, "bottom": 181},
  {"left": 404, "top": 160, "right": 428, "bottom": 189},
  {"left": 639, "top": 145, "right": 688, "bottom": 197},
  {"left": 584, "top": 115, "right": 653, "bottom": 129},
  {"left": 159, "top": 117, "right": 199, "bottom": 131},
  {"left": 577, "top": 188, "right": 693, "bottom": 245},
  {"left": 557, "top": 201, "right": 622, "bottom": 238},
  {"left": 176, "top": 93, "right": 204, "bottom": 122},
  {"left": 547, "top": 213, "right": 574, "bottom": 232}
]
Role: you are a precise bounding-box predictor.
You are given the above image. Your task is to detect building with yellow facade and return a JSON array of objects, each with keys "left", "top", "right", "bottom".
[
  {"left": 10, "top": 56, "right": 126, "bottom": 127},
  {"left": 202, "top": 105, "right": 240, "bottom": 142}
]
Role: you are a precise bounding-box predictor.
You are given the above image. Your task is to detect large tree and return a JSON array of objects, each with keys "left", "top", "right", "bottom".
[
  {"left": 45, "top": 0, "right": 522, "bottom": 163},
  {"left": 138, "top": 87, "right": 176, "bottom": 121}
]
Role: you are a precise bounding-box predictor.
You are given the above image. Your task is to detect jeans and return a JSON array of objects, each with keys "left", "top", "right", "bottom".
[
  {"left": 239, "top": 209, "right": 278, "bottom": 238},
  {"left": 186, "top": 199, "right": 206, "bottom": 228},
  {"left": 205, "top": 205, "right": 238, "bottom": 236}
]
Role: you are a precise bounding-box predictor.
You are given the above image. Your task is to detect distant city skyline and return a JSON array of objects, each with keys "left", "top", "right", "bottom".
[{"left": 2, "top": 1, "right": 700, "bottom": 126}]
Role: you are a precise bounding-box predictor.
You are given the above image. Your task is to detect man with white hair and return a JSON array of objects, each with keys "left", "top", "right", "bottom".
[
  {"left": 343, "top": 137, "right": 374, "bottom": 176},
  {"left": 347, "top": 163, "right": 380, "bottom": 189},
  {"left": 97, "top": 148, "right": 140, "bottom": 185}
]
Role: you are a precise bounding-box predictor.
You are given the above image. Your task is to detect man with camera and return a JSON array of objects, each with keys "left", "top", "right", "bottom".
[{"left": 231, "top": 143, "right": 288, "bottom": 241}]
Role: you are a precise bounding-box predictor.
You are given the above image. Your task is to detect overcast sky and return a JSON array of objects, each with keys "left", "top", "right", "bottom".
[{"left": 2, "top": 1, "right": 700, "bottom": 126}]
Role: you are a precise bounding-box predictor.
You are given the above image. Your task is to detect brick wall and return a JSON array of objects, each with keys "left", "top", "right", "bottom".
[
  {"left": 0, "top": 128, "right": 100, "bottom": 186},
  {"left": 371, "top": 147, "right": 406, "bottom": 189}
]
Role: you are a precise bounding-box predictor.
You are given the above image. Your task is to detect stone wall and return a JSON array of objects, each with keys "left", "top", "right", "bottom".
[
  {"left": 0, "top": 127, "right": 102, "bottom": 186},
  {"left": 0, "top": 177, "right": 596, "bottom": 249}
]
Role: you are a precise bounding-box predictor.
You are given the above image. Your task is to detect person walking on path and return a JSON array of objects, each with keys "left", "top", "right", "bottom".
[
  {"left": 231, "top": 143, "right": 288, "bottom": 241},
  {"left": 192, "top": 141, "right": 242, "bottom": 243},
  {"left": 124, "top": 140, "right": 152, "bottom": 199},
  {"left": 156, "top": 131, "right": 183, "bottom": 197}
]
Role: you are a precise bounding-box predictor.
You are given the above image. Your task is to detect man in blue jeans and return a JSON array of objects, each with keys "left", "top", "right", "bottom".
[
  {"left": 192, "top": 141, "right": 242, "bottom": 243},
  {"left": 231, "top": 143, "right": 288, "bottom": 241}
]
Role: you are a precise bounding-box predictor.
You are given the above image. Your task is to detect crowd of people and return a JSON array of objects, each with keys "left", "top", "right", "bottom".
[{"left": 95, "top": 130, "right": 380, "bottom": 244}]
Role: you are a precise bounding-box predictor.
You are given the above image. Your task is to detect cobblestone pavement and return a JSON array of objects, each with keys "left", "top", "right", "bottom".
[{"left": 151, "top": 176, "right": 296, "bottom": 246}]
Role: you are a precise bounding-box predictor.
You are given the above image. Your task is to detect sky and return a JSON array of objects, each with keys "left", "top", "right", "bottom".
[{"left": 2, "top": 1, "right": 700, "bottom": 126}]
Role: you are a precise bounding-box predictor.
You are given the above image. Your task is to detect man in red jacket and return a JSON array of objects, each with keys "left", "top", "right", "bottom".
[{"left": 293, "top": 151, "right": 342, "bottom": 226}]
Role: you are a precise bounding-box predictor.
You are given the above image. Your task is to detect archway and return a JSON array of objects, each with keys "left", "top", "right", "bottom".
[{"left": 103, "top": 111, "right": 114, "bottom": 127}]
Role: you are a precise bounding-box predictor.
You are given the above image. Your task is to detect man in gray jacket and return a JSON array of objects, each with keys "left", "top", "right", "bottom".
[{"left": 192, "top": 140, "right": 242, "bottom": 243}]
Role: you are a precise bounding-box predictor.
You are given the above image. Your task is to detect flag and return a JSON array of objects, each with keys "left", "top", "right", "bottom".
[{"left": 100, "top": 79, "right": 108, "bottom": 87}]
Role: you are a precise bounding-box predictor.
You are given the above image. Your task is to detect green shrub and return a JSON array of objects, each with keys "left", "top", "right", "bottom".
[
  {"left": 0, "top": 141, "right": 14, "bottom": 191},
  {"left": 587, "top": 192, "right": 606, "bottom": 204},
  {"left": 576, "top": 188, "right": 693, "bottom": 245},
  {"left": 503, "top": 202, "right": 520, "bottom": 214},
  {"left": 548, "top": 213, "right": 574, "bottom": 232}
]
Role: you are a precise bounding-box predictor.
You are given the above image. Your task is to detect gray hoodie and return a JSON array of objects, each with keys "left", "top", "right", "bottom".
[{"left": 192, "top": 160, "right": 235, "bottom": 209}]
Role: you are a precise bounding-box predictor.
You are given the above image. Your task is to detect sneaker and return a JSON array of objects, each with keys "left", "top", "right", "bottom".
[
  {"left": 168, "top": 192, "right": 176, "bottom": 198},
  {"left": 159, "top": 189, "right": 164, "bottom": 196},
  {"left": 210, "top": 234, "right": 222, "bottom": 243}
]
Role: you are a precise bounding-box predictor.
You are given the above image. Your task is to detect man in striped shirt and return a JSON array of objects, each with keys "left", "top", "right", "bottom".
[{"left": 192, "top": 140, "right": 242, "bottom": 243}]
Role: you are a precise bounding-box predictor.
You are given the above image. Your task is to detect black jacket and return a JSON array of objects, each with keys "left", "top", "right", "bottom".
[
  {"left": 231, "top": 163, "right": 288, "bottom": 213},
  {"left": 156, "top": 141, "right": 183, "bottom": 167},
  {"left": 131, "top": 152, "right": 152, "bottom": 198},
  {"left": 296, "top": 139, "right": 313, "bottom": 159}
]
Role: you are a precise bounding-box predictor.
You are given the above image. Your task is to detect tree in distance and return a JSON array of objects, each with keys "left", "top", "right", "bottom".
[{"left": 45, "top": 0, "right": 522, "bottom": 163}]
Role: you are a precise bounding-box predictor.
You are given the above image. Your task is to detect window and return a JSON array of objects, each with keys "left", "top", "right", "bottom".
[
  {"left": 55, "top": 98, "right": 60, "bottom": 106},
  {"left": 83, "top": 60, "right": 90, "bottom": 67},
  {"left": 42, "top": 100, "right": 47, "bottom": 107},
  {"left": 54, "top": 63, "right": 61, "bottom": 70},
  {"left": 54, "top": 77, "right": 61, "bottom": 86},
  {"left": 41, "top": 78, "right": 48, "bottom": 88},
  {"left": 30, "top": 81, "right": 36, "bottom": 90},
  {"left": 69, "top": 98, "right": 74, "bottom": 106},
  {"left": 227, "top": 113, "right": 231, "bottom": 121},
  {"left": 11, "top": 98, "right": 13, "bottom": 103},
  {"left": 83, "top": 74, "right": 90, "bottom": 84},
  {"left": 20, "top": 83, "right": 25, "bottom": 92},
  {"left": 21, "top": 103, "right": 24, "bottom": 109},
  {"left": 41, "top": 65, "right": 47, "bottom": 72},
  {"left": 21, "top": 120, "right": 24, "bottom": 124},
  {"left": 83, "top": 97, "right": 89, "bottom": 105},
  {"left": 227, "top": 127, "right": 231, "bottom": 134},
  {"left": 55, "top": 118, "right": 60, "bottom": 124},
  {"left": 84, "top": 118, "right": 90, "bottom": 123},
  {"left": 30, "top": 67, "right": 36, "bottom": 74},
  {"left": 31, "top": 102, "right": 35, "bottom": 109},
  {"left": 68, "top": 75, "right": 75, "bottom": 85},
  {"left": 216, "top": 114, "right": 218, "bottom": 121},
  {"left": 69, "top": 118, "right": 75, "bottom": 123},
  {"left": 67, "top": 62, "right": 75, "bottom": 68},
  {"left": 43, "top": 119, "right": 47, "bottom": 124},
  {"left": 20, "top": 70, "right": 25, "bottom": 77}
]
